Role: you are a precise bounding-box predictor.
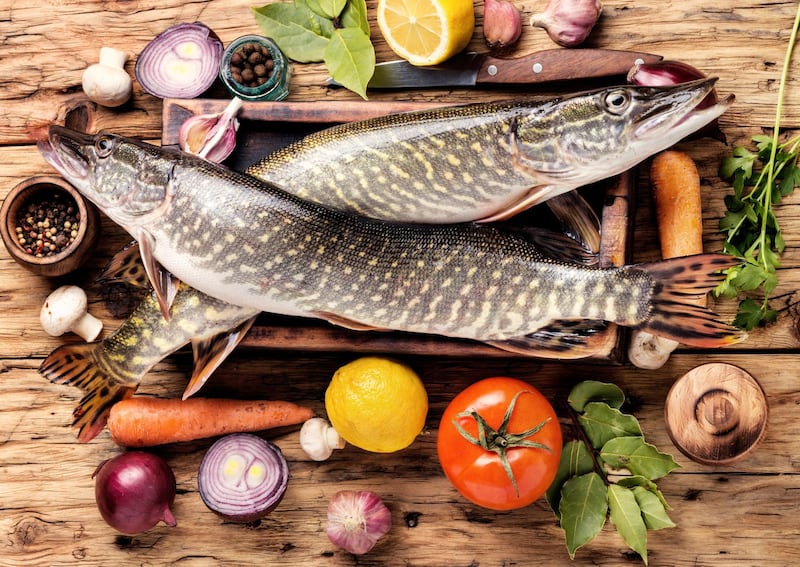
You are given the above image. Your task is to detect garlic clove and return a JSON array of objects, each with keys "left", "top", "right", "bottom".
[
  {"left": 178, "top": 97, "right": 244, "bottom": 163},
  {"left": 483, "top": 0, "right": 523, "bottom": 50},
  {"left": 530, "top": 0, "right": 603, "bottom": 48}
]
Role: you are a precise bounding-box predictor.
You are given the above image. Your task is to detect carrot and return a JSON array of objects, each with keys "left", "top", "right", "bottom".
[
  {"left": 107, "top": 397, "right": 316, "bottom": 447},
  {"left": 650, "top": 150, "right": 705, "bottom": 260}
]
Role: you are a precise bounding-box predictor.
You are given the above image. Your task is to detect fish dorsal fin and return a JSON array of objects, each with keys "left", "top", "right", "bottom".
[
  {"left": 314, "top": 312, "right": 390, "bottom": 332},
  {"left": 97, "top": 241, "right": 148, "bottom": 287},
  {"left": 138, "top": 231, "right": 178, "bottom": 320},
  {"left": 38, "top": 343, "right": 138, "bottom": 443},
  {"left": 486, "top": 320, "right": 611, "bottom": 359},
  {"left": 182, "top": 316, "right": 258, "bottom": 400}
]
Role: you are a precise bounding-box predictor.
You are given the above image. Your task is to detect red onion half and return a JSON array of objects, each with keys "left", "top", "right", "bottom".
[
  {"left": 93, "top": 451, "right": 177, "bottom": 535},
  {"left": 197, "top": 433, "right": 289, "bottom": 523},
  {"left": 135, "top": 22, "right": 223, "bottom": 99}
]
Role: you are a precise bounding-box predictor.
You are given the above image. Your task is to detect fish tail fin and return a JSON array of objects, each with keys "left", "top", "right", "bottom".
[
  {"left": 39, "top": 343, "right": 136, "bottom": 443},
  {"left": 637, "top": 254, "right": 747, "bottom": 347}
]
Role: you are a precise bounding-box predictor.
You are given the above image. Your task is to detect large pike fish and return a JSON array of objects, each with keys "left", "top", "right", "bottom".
[
  {"left": 38, "top": 124, "right": 746, "bottom": 356},
  {"left": 39, "top": 243, "right": 258, "bottom": 441},
  {"left": 247, "top": 78, "right": 731, "bottom": 225}
]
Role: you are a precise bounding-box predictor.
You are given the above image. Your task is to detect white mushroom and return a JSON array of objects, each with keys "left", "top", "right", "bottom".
[
  {"left": 299, "top": 417, "right": 345, "bottom": 461},
  {"left": 81, "top": 47, "right": 133, "bottom": 108},
  {"left": 40, "top": 285, "right": 103, "bottom": 341},
  {"left": 627, "top": 330, "right": 679, "bottom": 370}
]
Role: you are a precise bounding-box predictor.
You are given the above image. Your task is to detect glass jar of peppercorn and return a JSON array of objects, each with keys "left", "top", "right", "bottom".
[
  {"left": 219, "top": 35, "right": 290, "bottom": 102},
  {"left": 0, "top": 176, "right": 100, "bottom": 276}
]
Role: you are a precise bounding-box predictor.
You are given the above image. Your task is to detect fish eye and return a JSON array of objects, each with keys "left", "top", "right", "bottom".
[
  {"left": 95, "top": 135, "right": 114, "bottom": 157},
  {"left": 603, "top": 90, "right": 631, "bottom": 114}
]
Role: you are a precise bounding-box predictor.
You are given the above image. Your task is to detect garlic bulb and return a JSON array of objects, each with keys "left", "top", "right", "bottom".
[
  {"left": 483, "top": 0, "right": 523, "bottom": 50},
  {"left": 530, "top": 0, "right": 603, "bottom": 48}
]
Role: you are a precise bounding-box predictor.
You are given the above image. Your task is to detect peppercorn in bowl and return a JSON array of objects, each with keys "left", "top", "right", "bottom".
[{"left": 1, "top": 175, "right": 100, "bottom": 277}]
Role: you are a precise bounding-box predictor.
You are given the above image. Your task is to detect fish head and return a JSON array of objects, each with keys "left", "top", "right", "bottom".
[
  {"left": 513, "top": 78, "right": 732, "bottom": 186},
  {"left": 38, "top": 126, "right": 174, "bottom": 228}
]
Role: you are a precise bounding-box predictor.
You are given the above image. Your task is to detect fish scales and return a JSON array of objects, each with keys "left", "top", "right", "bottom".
[
  {"left": 39, "top": 128, "right": 746, "bottom": 350},
  {"left": 246, "top": 80, "right": 730, "bottom": 224}
]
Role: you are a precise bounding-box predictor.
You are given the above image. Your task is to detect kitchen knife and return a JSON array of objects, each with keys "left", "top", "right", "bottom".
[{"left": 327, "top": 48, "right": 662, "bottom": 89}]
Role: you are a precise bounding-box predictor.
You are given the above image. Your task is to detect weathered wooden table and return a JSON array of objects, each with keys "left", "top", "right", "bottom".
[{"left": 3, "top": 1, "right": 800, "bottom": 565}]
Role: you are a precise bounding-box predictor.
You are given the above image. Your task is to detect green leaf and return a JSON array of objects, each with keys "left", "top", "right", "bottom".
[
  {"left": 340, "top": 0, "right": 370, "bottom": 36},
  {"left": 546, "top": 440, "right": 595, "bottom": 517},
  {"left": 323, "top": 27, "right": 374, "bottom": 100},
  {"left": 579, "top": 403, "right": 642, "bottom": 450},
  {"left": 617, "top": 475, "right": 670, "bottom": 509},
  {"left": 608, "top": 484, "right": 649, "bottom": 565},
  {"left": 304, "top": 0, "right": 347, "bottom": 19},
  {"left": 568, "top": 381, "right": 625, "bottom": 412},
  {"left": 252, "top": 3, "right": 333, "bottom": 62},
  {"left": 600, "top": 436, "right": 680, "bottom": 480},
  {"left": 633, "top": 486, "right": 676, "bottom": 530},
  {"left": 559, "top": 472, "right": 608, "bottom": 560}
]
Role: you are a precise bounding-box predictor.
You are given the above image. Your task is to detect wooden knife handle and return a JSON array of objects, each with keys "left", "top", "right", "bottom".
[{"left": 475, "top": 49, "right": 663, "bottom": 84}]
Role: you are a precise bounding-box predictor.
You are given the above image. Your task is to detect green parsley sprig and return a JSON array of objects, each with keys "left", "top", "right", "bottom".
[{"left": 715, "top": 3, "right": 800, "bottom": 330}]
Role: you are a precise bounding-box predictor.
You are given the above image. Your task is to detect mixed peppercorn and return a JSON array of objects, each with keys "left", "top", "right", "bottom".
[
  {"left": 229, "top": 42, "right": 275, "bottom": 88},
  {"left": 14, "top": 191, "right": 80, "bottom": 257}
]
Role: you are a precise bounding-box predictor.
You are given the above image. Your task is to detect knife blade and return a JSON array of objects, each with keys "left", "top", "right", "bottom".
[{"left": 327, "top": 48, "right": 662, "bottom": 89}]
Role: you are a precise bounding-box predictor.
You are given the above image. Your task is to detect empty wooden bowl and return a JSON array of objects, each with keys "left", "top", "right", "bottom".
[
  {"left": 664, "top": 362, "right": 768, "bottom": 465},
  {"left": 1, "top": 175, "right": 100, "bottom": 277}
]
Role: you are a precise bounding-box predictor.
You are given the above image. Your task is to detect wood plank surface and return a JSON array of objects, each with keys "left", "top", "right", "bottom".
[{"left": 3, "top": 0, "right": 800, "bottom": 566}]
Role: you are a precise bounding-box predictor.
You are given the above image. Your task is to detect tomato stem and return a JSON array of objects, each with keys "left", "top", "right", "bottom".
[{"left": 453, "top": 390, "right": 552, "bottom": 497}]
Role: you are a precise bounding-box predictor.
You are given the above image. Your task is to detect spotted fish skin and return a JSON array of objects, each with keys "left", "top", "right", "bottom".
[
  {"left": 246, "top": 79, "right": 731, "bottom": 223},
  {"left": 39, "top": 126, "right": 746, "bottom": 351}
]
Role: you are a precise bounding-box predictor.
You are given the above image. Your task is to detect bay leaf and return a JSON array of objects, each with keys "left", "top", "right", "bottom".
[
  {"left": 608, "top": 484, "right": 649, "bottom": 565},
  {"left": 252, "top": 3, "right": 333, "bottom": 63},
  {"left": 340, "top": 0, "right": 370, "bottom": 36},
  {"left": 579, "top": 402, "right": 642, "bottom": 449},
  {"left": 617, "top": 475, "right": 671, "bottom": 509},
  {"left": 559, "top": 472, "right": 608, "bottom": 559},
  {"left": 304, "top": 0, "right": 347, "bottom": 20},
  {"left": 324, "top": 27, "right": 375, "bottom": 100},
  {"left": 546, "top": 440, "right": 595, "bottom": 517},
  {"left": 633, "top": 486, "right": 676, "bottom": 530},
  {"left": 568, "top": 380, "right": 625, "bottom": 411},
  {"left": 600, "top": 436, "right": 681, "bottom": 480}
]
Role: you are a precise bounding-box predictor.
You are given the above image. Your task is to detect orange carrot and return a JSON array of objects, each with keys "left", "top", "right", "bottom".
[
  {"left": 107, "top": 397, "right": 316, "bottom": 447},
  {"left": 650, "top": 150, "right": 704, "bottom": 259}
]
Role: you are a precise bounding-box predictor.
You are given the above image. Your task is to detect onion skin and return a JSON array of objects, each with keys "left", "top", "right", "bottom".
[
  {"left": 135, "top": 22, "right": 223, "bottom": 99},
  {"left": 326, "top": 490, "right": 392, "bottom": 555},
  {"left": 93, "top": 451, "right": 177, "bottom": 535},
  {"left": 197, "top": 433, "right": 289, "bottom": 523}
]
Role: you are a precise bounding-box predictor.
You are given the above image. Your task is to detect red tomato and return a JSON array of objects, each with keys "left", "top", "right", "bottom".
[{"left": 437, "top": 377, "right": 562, "bottom": 511}]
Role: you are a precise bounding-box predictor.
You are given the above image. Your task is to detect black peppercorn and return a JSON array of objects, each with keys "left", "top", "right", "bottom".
[
  {"left": 14, "top": 191, "right": 80, "bottom": 257},
  {"left": 228, "top": 41, "right": 274, "bottom": 89}
]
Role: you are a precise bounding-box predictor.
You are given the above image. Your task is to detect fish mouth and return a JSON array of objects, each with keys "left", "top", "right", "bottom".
[
  {"left": 632, "top": 77, "right": 733, "bottom": 140},
  {"left": 37, "top": 125, "right": 93, "bottom": 181}
]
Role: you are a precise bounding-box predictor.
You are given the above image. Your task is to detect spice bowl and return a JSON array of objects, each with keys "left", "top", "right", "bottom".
[
  {"left": 219, "top": 34, "right": 291, "bottom": 102},
  {"left": 0, "top": 175, "right": 101, "bottom": 277}
]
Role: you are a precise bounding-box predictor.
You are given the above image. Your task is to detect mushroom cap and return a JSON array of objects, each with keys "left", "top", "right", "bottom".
[{"left": 40, "top": 285, "right": 89, "bottom": 336}]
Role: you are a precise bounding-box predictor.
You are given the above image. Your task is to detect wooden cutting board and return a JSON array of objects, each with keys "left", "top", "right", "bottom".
[{"left": 161, "top": 98, "right": 635, "bottom": 361}]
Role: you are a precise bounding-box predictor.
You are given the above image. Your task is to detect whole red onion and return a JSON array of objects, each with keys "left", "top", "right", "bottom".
[{"left": 93, "top": 451, "right": 177, "bottom": 534}]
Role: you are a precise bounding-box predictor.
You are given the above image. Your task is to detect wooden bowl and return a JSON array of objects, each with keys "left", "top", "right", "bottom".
[
  {"left": 0, "top": 175, "right": 101, "bottom": 277},
  {"left": 664, "top": 363, "right": 768, "bottom": 466}
]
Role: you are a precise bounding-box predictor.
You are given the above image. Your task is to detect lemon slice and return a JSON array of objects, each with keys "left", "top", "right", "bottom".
[{"left": 377, "top": 0, "right": 475, "bottom": 66}]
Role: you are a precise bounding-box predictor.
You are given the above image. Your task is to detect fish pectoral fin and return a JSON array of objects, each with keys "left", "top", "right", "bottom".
[
  {"left": 486, "top": 320, "right": 611, "bottom": 359},
  {"left": 314, "top": 312, "right": 389, "bottom": 332},
  {"left": 182, "top": 316, "right": 259, "bottom": 400},
  {"left": 38, "top": 343, "right": 138, "bottom": 443},
  {"left": 476, "top": 185, "right": 559, "bottom": 223},
  {"left": 504, "top": 226, "right": 598, "bottom": 266},
  {"left": 544, "top": 192, "right": 602, "bottom": 254},
  {"left": 138, "top": 231, "right": 179, "bottom": 320},
  {"left": 97, "top": 241, "right": 149, "bottom": 288}
]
